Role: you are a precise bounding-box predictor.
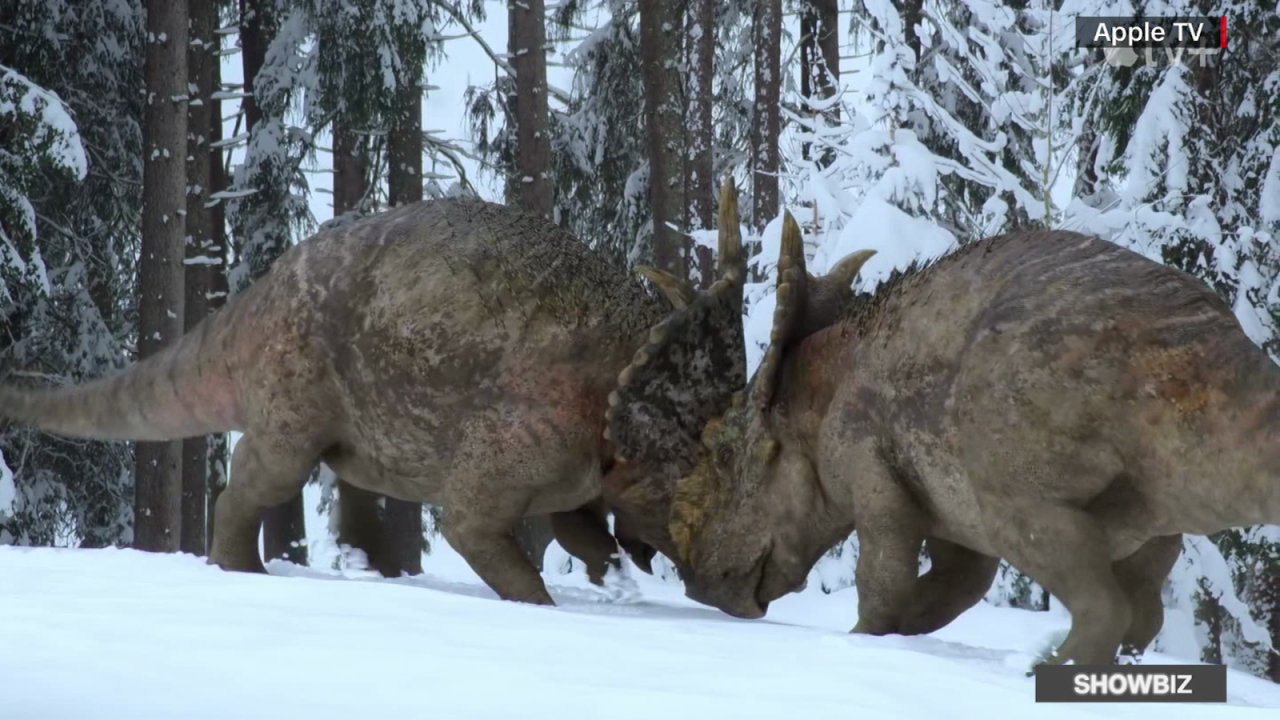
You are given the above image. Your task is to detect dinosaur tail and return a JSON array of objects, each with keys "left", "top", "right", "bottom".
[{"left": 1, "top": 301, "right": 247, "bottom": 442}]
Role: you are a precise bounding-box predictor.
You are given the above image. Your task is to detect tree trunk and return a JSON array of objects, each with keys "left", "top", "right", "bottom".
[
  {"left": 381, "top": 62, "right": 426, "bottom": 578},
  {"left": 800, "top": 0, "right": 839, "bottom": 169},
  {"left": 895, "top": 0, "right": 924, "bottom": 60},
  {"left": 511, "top": 0, "right": 553, "bottom": 219},
  {"left": 135, "top": 0, "right": 189, "bottom": 553},
  {"left": 239, "top": 0, "right": 272, "bottom": 133},
  {"left": 332, "top": 124, "right": 369, "bottom": 217},
  {"left": 686, "top": 0, "right": 715, "bottom": 290},
  {"left": 179, "top": 0, "right": 218, "bottom": 557},
  {"left": 205, "top": 38, "right": 230, "bottom": 555},
  {"left": 640, "top": 0, "right": 689, "bottom": 279},
  {"left": 241, "top": 0, "right": 306, "bottom": 566},
  {"left": 816, "top": 0, "right": 839, "bottom": 108},
  {"left": 750, "top": 0, "right": 781, "bottom": 236},
  {"left": 800, "top": 6, "right": 814, "bottom": 163},
  {"left": 504, "top": 0, "right": 558, "bottom": 563}
]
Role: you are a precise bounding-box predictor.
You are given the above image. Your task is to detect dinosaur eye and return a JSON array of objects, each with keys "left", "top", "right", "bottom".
[{"left": 716, "top": 445, "right": 733, "bottom": 467}]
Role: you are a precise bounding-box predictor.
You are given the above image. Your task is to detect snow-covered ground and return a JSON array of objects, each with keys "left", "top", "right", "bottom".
[{"left": 3, "top": 541, "right": 1279, "bottom": 720}]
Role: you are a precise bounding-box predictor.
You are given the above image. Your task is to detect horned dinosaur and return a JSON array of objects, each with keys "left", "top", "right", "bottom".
[
  {"left": 604, "top": 213, "right": 1280, "bottom": 668},
  {"left": 0, "top": 187, "right": 748, "bottom": 604}
]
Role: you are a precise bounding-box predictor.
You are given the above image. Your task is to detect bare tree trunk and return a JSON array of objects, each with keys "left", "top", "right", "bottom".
[
  {"left": 241, "top": 0, "right": 307, "bottom": 566},
  {"left": 381, "top": 62, "right": 426, "bottom": 578},
  {"left": 800, "top": 5, "right": 815, "bottom": 163},
  {"left": 686, "top": 0, "right": 715, "bottom": 290},
  {"left": 239, "top": 0, "right": 270, "bottom": 132},
  {"left": 750, "top": 0, "right": 781, "bottom": 236},
  {"left": 511, "top": 0, "right": 553, "bottom": 218},
  {"left": 205, "top": 26, "right": 229, "bottom": 554},
  {"left": 179, "top": 0, "right": 219, "bottom": 557},
  {"left": 640, "top": 0, "right": 689, "bottom": 279},
  {"left": 332, "top": 124, "right": 369, "bottom": 216},
  {"left": 816, "top": 0, "right": 839, "bottom": 106},
  {"left": 134, "top": 0, "right": 189, "bottom": 553}
]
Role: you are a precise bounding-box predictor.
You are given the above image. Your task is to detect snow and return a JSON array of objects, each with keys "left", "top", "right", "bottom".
[
  {"left": 0, "top": 449, "right": 14, "bottom": 520},
  {"left": 1261, "top": 147, "right": 1280, "bottom": 224},
  {"left": 1122, "top": 65, "right": 1192, "bottom": 203},
  {"left": 0, "top": 66, "right": 88, "bottom": 181},
  {"left": 825, "top": 196, "right": 957, "bottom": 293},
  {"left": 3, "top": 545, "right": 1279, "bottom": 720}
]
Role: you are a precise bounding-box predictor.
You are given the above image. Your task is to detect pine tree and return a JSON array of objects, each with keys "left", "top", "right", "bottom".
[
  {"left": 181, "top": 0, "right": 225, "bottom": 557},
  {"left": 685, "top": 0, "right": 716, "bottom": 288},
  {"left": 749, "top": 0, "right": 781, "bottom": 235},
  {"left": 511, "top": 0, "right": 554, "bottom": 218},
  {"left": 0, "top": 0, "right": 143, "bottom": 549},
  {"left": 205, "top": 0, "right": 235, "bottom": 553},
  {"left": 640, "top": 0, "right": 690, "bottom": 279},
  {"left": 798, "top": 0, "right": 839, "bottom": 169},
  {"left": 135, "top": 0, "right": 190, "bottom": 553}
]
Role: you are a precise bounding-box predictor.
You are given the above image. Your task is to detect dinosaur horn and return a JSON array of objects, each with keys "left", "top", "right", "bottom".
[
  {"left": 748, "top": 211, "right": 807, "bottom": 412},
  {"left": 636, "top": 266, "right": 697, "bottom": 309},
  {"left": 717, "top": 176, "right": 744, "bottom": 286},
  {"left": 824, "top": 249, "right": 878, "bottom": 287}
]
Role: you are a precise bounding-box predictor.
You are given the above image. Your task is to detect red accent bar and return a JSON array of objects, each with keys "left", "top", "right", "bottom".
[{"left": 1221, "top": 16, "right": 1227, "bottom": 49}]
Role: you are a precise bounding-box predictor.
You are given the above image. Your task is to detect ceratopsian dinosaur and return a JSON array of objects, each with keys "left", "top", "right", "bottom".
[
  {"left": 0, "top": 185, "right": 749, "bottom": 605},
  {"left": 606, "top": 214, "right": 1279, "bottom": 668}
]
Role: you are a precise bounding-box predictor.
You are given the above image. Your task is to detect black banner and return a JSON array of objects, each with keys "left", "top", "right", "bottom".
[
  {"left": 1035, "top": 664, "right": 1228, "bottom": 703},
  {"left": 1075, "top": 16, "right": 1225, "bottom": 49}
]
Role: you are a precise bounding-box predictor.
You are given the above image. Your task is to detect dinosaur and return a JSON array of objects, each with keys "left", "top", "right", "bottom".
[
  {"left": 338, "top": 487, "right": 655, "bottom": 583},
  {"left": 604, "top": 213, "right": 1280, "bottom": 668},
  {"left": 0, "top": 186, "right": 749, "bottom": 605}
]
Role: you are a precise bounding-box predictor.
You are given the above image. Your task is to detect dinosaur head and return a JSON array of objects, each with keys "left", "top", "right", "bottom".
[
  {"left": 670, "top": 213, "right": 875, "bottom": 617},
  {"left": 600, "top": 176, "right": 748, "bottom": 571}
]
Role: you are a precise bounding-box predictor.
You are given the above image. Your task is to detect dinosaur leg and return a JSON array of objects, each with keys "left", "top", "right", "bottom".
[
  {"left": 209, "top": 434, "right": 318, "bottom": 574},
  {"left": 512, "top": 515, "right": 556, "bottom": 571},
  {"left": 335, "top": 480, "right": 387, "bottom": 573},
  {"left": 441, "top": 501, "right": 556, "bottom": 606},
  {"left": 992, "top": 503, "right": 1131, "bottom": 668},
  {"left": 613, "top": 511, "right": 657, "bottom": 575},
  {"left": 897, "top": 537, "right": 1000, "bottom": 636},
  {"left": 550, "top": 500, "right": 622, "bottom": 586},
  {"left": 1114, "top": 534, "right": 1182, "bottom": 659},
  {"left": 838, "top": 442, "right": 928, "bottom": 636}
]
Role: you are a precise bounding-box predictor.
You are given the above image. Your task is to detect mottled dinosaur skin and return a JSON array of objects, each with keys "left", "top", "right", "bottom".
[
  {"left": 610, "top": 218, "right": 1280, "bottom": 668},
  {"left": 1, "top": 194, "right": 747, "bottom": 604}
]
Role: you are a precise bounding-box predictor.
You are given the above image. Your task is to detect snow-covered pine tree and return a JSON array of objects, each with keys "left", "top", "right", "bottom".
[
  {"left": 1, "top": 0, "right": 144, "bottom": 548},
  {"left": 546, "top": 0, "right": 651, "bottom": 266},
  {"left": 466, "top": 0, "right": 756, "bottom": 272}
]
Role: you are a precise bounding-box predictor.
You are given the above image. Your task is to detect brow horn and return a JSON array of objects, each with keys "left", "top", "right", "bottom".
[{"left": 636, "top": 266, "right": 697, "bottom": 309}]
